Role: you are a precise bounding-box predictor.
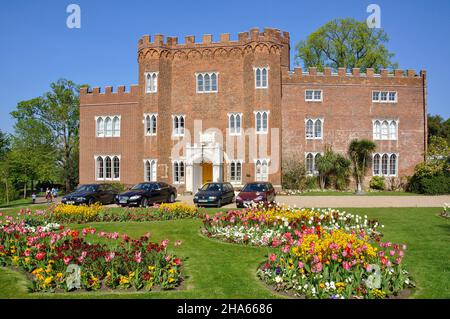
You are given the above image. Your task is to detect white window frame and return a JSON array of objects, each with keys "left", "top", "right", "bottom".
[
  {"left": 305, "top": 90, "right": 323, "bottom": 102},
  {"left": 254, "top": 67, "right": 269, "bottom": 89},
  {"left": 305, "top": 118, "right": 324, "bottom": 140},
  {"left": 172, "top": 114, "right": 186, "bottom": 137},
  {"left": 372, "top": 91, "right": 398, "bottom": 103},
  {"left": 144, "top": 113, "right": 158, "bottom": 136},
  {"left": 196, "top": 72, "right": 219, "bottom": 93},
  {"left": 145, "top": 72, "right": 158, "bottom": 94},
  {"left": 94, "top": 155, "right": 121, "bottom": 181},
  {"left": 95, "top": 116, "right": 121, "bottom": 138},
  {"left": 372, "top": 119, "right": 399, "bottom": 140},
  {"left": 229, "top": 159, "right": 243, "bottom": 184},
  {"left": 228, "top": 113, "right": 242, "bottom": 136},
  {"left": 305, "top": 152, "right": 323, "bottom": 176},
  {"left": 144, "top": 159, "right": 157, "bottom": 182},
  {"left": 254, "top": 110, "right": 269, "bottom": 134},
  {"left": 372, "top": 153, "right": 399, "bottom": 177},
  {"left": 254, "top": 158, "right": 270, "bottom": 182},
  {"left": 172, "top": 160, "right": 185, "bottom": 184}
]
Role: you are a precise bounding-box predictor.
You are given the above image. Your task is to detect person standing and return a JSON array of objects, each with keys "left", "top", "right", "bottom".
[{"left": 32, "top": 192, "right": 36, "bottom": 204}]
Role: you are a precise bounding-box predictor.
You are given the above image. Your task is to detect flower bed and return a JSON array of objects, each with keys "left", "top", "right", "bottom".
[
  {"left": 202, "top": 204, "right": 413, "bottom": 299},
  {"left": 0, "top": 217, "right": 182, "bottom": 292},
  {"left": 203, "top": 204, "right": 383, "bottom": 247},
  {"left": 257, "top": 229, "right": 414, "bottom": 299},
  {"left": 20, "top": 202, "right": 201, "bottom": 224}
]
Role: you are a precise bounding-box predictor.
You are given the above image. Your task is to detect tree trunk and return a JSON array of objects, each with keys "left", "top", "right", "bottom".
[
  {"left": 5, "top": 180, "right": 9, "bottom": 204},
  {"left": 23, "top": 182, "right": 27, "bottom": 199}
]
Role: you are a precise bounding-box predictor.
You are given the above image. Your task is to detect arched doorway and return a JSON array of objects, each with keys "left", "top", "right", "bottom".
[{"left": 201, "top": 162, "right": 213, "bottom": 185}]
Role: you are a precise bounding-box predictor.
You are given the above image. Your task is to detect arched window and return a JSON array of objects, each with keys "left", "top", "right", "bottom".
[
  {"left": 256, "top": 68, "right": 261, "bottom": 87},
  {"left": 112, "top": 116, "right": 120, "bottom": 137},
  {"left": 173, "top": 115, "right": 185, "bottom": 136},
  {"left": 145, "top": 160, "right": 156, "bottom": 182},
  {"left": 373, "top": 120, "right": 381, "bottom": 140},
  {"left": 262, "top": 68, "right": 268, "bottom": 87},
  {"left": 105, "top": 117, "right": 112, "bottom": 137},
  {"left": 381, "top": 121, "right": 389, "bottom": 140},
  {"left": 255, "top": 159, "right": 268, "bottom": 181},
  {"left": 173, "top": 161, "right": 185, "bottom": 183},
  {"left": 145, "top": 72, "right": 157, "bottom": 93},
  {"left": 146, "top": 73, "right": 152, "bottom": 92},
  {"left": 97, "top": 117, "right": 104, "bottom": 137},
  {"left": 145, "top": 114, "right": 157, "bottom": 135},
  {"left": 230, "top": 114, "right": 235, "bottom": 133},
  {"left": 151, "top": 73, "right": 157, "bottom": 92},
  {"left": 236, "top": 114, "right": 241, "bottom": 134},
  {"left": 105, "top": 156, "right": 112, "bottom": 179},
  {"left": 314, "top": 119, "right": 322, "bottom": 138},
  {"left": 389, "top": 121, "right": 397, "bottom": 140},
  {"left": 306, "top": 120, "right": 314, "bottom": 138},
  {"left": 211, "top": 73, "right": 217, "bottom": 91},
  {"left": 389, "top": 154, "right": 397, "bottom": 175},
  {"left": 113, "top": 156, "right": 120, "bottom": 179},
  {"left": 381, "top": 154, "right": 389, "bottom": 175},
  {"left": 204, "top": 74, "right": 210, "bottom": 92},
  {"left": 256, "top": 112, "right": 262, "bottom": 132},
  {"left": 97, "top": 156, "right": 104, "bottom": 179},
  {"left": 306, "top": 153, "right": 314, "bottom": 174},
  {"left": 373, "top": 154, "right": 380, "bottom": 175},
  {"left": 197, "top": 74, "right": 204, "bottom": 92}
]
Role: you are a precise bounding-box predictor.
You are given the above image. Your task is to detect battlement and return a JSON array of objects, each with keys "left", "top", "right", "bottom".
[
  {"left": 138, "top": 27, "right": 290, "bottom": 51},
  {"left": 285, "top": 67, "right": 425, "bottom": 80},
  {"left": 79, "top": 85, "right": 140, "bottom": 106},
  {"left": 80, "top": 85, "right": 140, "bottom": 95}
]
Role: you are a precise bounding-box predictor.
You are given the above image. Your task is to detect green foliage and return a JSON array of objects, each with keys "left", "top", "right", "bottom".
[
  {"left": 427, "top": 114, "right": 450, "bottom": 145},
  {"left": 105, "top": 182, "right": 127, "bottom": 193},
  {"left": 305, "top": 176, "right": 318, "bottom": 190},
  {"left": 282, "top": 156, "right": 308, "bottom": 190},
  {"left": 370, "top": 176, "right": 386, "bottom": 190},
  {"left": 295, "top": 18, "right": 397, "bottom": 73},
  {"left": 421, "top": 175, "right": 450, "bottom": 195},
  {"left": 316, "top": 147, "right": 351, "bottom": 190},
  {"left": 10, "top": 79, "right": 81, "bottom": 192},
  {"left": 427, "top": 136, "right": 450, "bottom": 160},
  {"left": 348, "top": 139, "right": 377, "bottom": 193}
]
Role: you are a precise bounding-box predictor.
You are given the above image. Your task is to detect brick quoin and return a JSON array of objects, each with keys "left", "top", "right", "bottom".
[{"left": 79, "top": 28, "right": 427, "bottom": 193}]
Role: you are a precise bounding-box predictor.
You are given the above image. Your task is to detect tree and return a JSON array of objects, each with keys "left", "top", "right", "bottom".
[
  {"left": 315, "top": 147, "right": 335, "bottom": 190},
  {"left": 428, "top": 114, "right": 450, "bottom": 144},
  {"left": 0, "top": 130, "right": 9, "bottom": 159},
  {"left": 0, "top": 130, "right": 11, "bottom": 204},
  {"left": 348, "top": 139, "right": 376, "bottom": 193},
  {"left": 295, "top": 18, "right": 397, "bottom": 73},
  {"left": 10, "top": 79, "right": 81, "bottom": 192}
]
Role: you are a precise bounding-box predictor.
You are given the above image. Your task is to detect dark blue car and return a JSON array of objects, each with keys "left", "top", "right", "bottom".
[{"left": 193, "top": 182, "right": 235, "bottom": 208}]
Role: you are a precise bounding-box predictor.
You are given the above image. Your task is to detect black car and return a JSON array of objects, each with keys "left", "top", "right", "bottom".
[
  {"left": 61, "top": 184, "right": 117, "bottom": 206},
  {"left": 193, "top": 182, "right": 235, "bottom": 207},
  {"left": 116, "top": 182, "right": 177, "bottom": 207}
]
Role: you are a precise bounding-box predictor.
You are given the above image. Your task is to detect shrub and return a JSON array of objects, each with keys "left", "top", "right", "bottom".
[
  {"left": 305, "top": 176, "right": 318, "bottom": 190},
  {"left": 370, "top": 176, "right": 385, "bottom": 190},
  {"left": 421, "top": 175, "right": 450, "bottom": 195},
  {"left": 282, "top": 158, "right": 307, "bottom": 190}
]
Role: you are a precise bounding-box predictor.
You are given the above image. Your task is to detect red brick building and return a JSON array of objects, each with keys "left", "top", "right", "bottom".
[{"left": 79, "top": 28, "right": 427, "bottom": 193}]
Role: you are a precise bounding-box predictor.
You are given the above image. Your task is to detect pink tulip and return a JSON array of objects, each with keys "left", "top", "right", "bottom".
[
  {"left": 134, "top": 251, "right": 142, "bottom": 263},
  {"left": 64, "top": 256, "right": 72, "bottom": 265},
  {"left": 298, "top": 261, "right": 304, "bottom": 269},
  {"left": 269, "top": 253, "right": 277, "bottom": 262},
  {"left": 105, "top": 252, "right": 115, "bottom": 262}
]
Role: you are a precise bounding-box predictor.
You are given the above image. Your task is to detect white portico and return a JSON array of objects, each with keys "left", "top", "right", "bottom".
[{"left": 185, "top": 132, "right": 224, "bottom": 193}]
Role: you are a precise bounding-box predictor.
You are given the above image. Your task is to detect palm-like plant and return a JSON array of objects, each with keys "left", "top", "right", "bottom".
[{"left": 348, "top": 139, "right": 376, "bottom": 193}]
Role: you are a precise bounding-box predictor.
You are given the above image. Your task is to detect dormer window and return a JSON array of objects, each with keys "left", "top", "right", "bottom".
[{"left": 145, "top": 72, "right": 158, "bottom": 93}]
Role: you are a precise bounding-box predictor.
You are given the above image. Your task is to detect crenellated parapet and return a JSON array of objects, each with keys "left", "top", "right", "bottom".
[
  {"left": 137, "top": 28, "right": 289, "bottom": 62},
  {"left": 283, "top": 67, "right": 426, "bottom": 84},
  {"left": 80, "top": 85, "right": 140, "bottom": 106}
]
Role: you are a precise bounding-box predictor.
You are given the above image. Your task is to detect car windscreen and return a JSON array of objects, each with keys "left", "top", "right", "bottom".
[
  {"left": 131, "top": 183, "right": 153, "bottom": 191},
  {"left": 201, "top": 183, "right": 222, "bottom": 192},
  {"left": 242, "top": 183, "right": 268, "bottom": 192},
  {"left": 76, "top": 185, "right": 98, "bottom": 192}
]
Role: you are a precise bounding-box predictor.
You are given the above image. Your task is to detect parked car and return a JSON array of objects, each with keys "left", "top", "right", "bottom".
[
  {"left": 61, "top": 184, "right": 117, "bottom": 206},
  {"left": 193, "top": 182, "right": 235, "bottom": 207},
  {"left": 116, "top": 182, "right": 177, "bottom": 207},
  {"left": 235, "top": 182, "right": 276, "bottom": 208}
]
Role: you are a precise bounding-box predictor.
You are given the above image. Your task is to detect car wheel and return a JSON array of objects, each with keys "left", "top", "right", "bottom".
[
  {"left": 169, "top": 193, "right": 175, "bottom": 203},
  {"left": 141, "top": 198, "right": 148, "bottom": 208},
  {"left": 88, "top": 198, "right": 94, "bottom": 206},
  {"left": 217, "top": 199, "right": 222, "bottom": 208}
]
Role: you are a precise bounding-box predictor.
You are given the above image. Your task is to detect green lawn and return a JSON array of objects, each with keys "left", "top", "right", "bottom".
[{"left": 0, "top": 206, "right": 448, "bottom": 299}]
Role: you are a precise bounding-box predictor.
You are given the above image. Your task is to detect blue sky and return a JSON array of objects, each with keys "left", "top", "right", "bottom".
[{"left": 0, "top": 0, "right": 449, "bottom": 133}]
